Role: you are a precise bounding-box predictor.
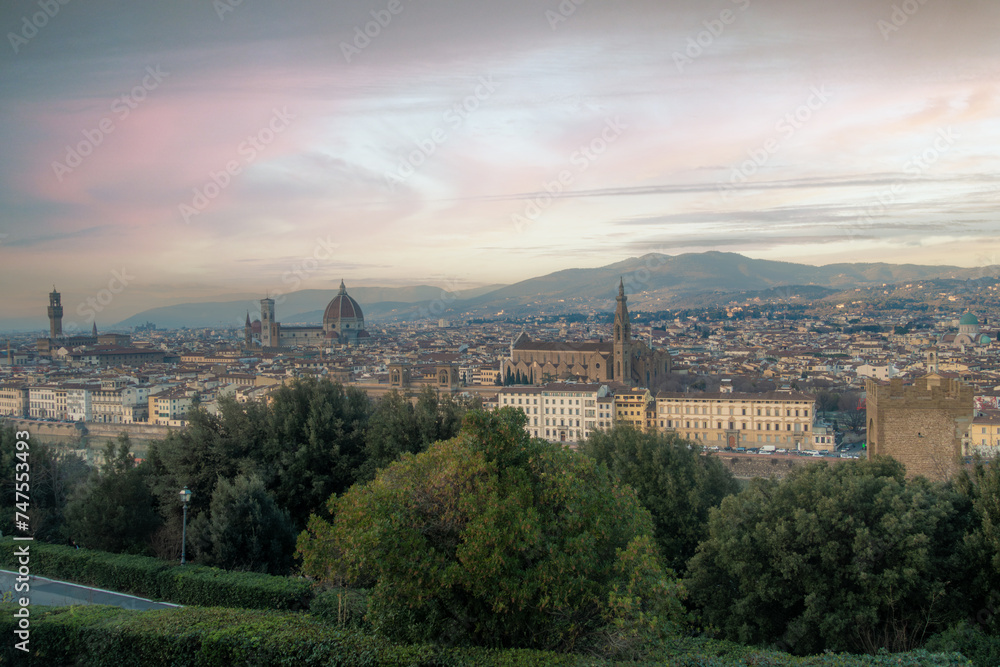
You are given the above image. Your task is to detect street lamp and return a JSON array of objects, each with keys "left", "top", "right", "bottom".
[{"left": 179, "top": 486, "right": 192, "bottom": 564}]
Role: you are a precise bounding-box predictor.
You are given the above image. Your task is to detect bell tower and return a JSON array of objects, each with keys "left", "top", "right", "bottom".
[
  {"left": 613, "top": 278, "right": 632, "bottom": 386},
  {"left": 260, "top": 297, "right": 277, "bottom": 348},
  {"left": 48, "top": 287, "right": 63, "bottom": 338}
]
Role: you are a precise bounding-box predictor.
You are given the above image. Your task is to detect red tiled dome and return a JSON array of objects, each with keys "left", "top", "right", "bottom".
[{"left": 323, "top": 280, "right": 364, "bottom": 324}]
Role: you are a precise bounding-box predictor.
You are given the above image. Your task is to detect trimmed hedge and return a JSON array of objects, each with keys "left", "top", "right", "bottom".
[
  {"left": 0, "top": 537, "right": 313, "bottom": 611},
  {"left": 926, "top": 622, "right": 1000, "bottom": 667},
  {"left": 0, "top": 605, "right": 974, "bottom": 667}
]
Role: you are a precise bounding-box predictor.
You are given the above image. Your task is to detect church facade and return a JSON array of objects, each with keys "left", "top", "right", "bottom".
[
  {"left": 245, "top": 280, "right": 370, "bottom": 349},
  {"left": 501, "top": 280, "right": 671, "bottom": 388}
]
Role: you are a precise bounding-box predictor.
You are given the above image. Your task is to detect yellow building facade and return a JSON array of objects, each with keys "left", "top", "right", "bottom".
[{"left": 654, "top": 390, "right": 816, "bottom": 449}]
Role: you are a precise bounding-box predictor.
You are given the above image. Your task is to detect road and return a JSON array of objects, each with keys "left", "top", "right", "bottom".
[{"left": 0, "top": 570, "right": 179, "bottom": 610}]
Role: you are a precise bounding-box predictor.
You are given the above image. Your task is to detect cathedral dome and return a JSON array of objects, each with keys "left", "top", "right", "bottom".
[
  {"left": 322, "top": 280, "right": 367, "bottom": 344},
  {"left": 323, "top": 280, "right": 364, "bottom": 324}
]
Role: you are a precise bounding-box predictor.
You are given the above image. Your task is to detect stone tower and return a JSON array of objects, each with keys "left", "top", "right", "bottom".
[
  {"left": 260, "top": 297, "right": 277, "bottom": 348},
  {"left": 865, "top": 375, "right": 974, "bottom": 481},
  {"left": 613, "top": 277, "right": 632, "bottom": 385},
  {"left": 47, "top": 287, "right": 63, "bottom": 338}
]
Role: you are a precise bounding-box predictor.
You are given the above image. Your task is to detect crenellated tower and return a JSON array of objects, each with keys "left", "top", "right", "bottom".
[{"left": 48, "top": 287, "right": 63, "bottom": 338}]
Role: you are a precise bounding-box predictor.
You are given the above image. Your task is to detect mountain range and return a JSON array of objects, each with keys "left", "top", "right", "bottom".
[{"left": 21, "top": 252, "right": 999, "bottom": 331}]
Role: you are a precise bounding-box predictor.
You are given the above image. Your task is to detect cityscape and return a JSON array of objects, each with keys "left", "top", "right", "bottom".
[
  {"left": 4, "top": 259, "right": 1000, "bottom": 481},
  {"left": 3, "top": 0, "right": 1000, "bottom": 664}
]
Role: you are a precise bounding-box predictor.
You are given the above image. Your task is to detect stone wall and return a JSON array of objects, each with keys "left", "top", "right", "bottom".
[
  {"left": 0, "top": 418, "right": 82, "bottom": 445},
  {"left": 84, "top": 422, "right": 177, "bottom": 443},
  {"left": 713, "top": 452, "right": 847, "bottom": 480},
  {"left": 1, "top": 418, "right": 179, "bottom": 465}
]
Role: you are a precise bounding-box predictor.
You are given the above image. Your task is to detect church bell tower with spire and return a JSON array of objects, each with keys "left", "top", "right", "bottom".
[{"left": 613, "top": 277, "right": 632, "bottom": 385}]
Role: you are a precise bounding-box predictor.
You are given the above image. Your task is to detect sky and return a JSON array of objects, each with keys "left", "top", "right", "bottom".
[{"left": 1, "top": 0, "right": 999, "bottom": 328}]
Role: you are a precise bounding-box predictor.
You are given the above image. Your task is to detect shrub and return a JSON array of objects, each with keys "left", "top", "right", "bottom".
[
  {"left": 686, "top": 457, "right": 972, "bottom": 655},
  {"left": 0, "top": 604, "right": 975, "bottom": 667},
  {"left": 0, "top": 537, "right": 312, "bottom": 610},
  {"left": 926, "top": 621, "right": 1000, "bottom": 667},
  {"left": 298, "top": 408, "right": 686, "bottom": 656}
]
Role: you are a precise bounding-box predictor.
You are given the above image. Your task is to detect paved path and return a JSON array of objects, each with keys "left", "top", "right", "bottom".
[{"left": 0, "top": 570, "right": 179, "bottom": 610}]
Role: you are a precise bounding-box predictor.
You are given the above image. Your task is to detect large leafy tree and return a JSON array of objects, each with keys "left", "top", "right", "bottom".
[
  {"left": 0, "top": 426, "right": 88, "bottom": 542},
  {"left": 686, "top": 457, "right": 971, "bottom": 655},
  {"left": 64, "top": 437, "right": 162, "bottom": 554},
  {"left": 190, "top": 474, "right": 297, "bottom": 574},
  {"left": 582, "top": 426, "right": 739, "bottom": 573},
  {"left": 144, "top": 404, "right": 263, "bottom": 522},
  {"left": 954, "top": 457, "right": 1000, "bottom": 634},
  {"left": 355, "top": 389, "right": 421, "bottom": 483},
  {"left": 261, "top": 377, "right": 370, "bottom": 526},
  {"left": 145, "top": 379, "right": 371, "bottom": 532},
  {"left": 357, "top": 387, "right": 479, "bottom": 483},
  {"left": 298, "top": 408, "right": 684, "bottom": 656}
]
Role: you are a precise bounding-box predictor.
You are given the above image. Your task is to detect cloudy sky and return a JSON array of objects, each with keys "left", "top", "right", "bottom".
[{"left": 2, "top": 0, "right": 999, "bottom": 327}]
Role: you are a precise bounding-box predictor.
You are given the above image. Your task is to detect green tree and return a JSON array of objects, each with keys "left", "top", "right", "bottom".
[
  {"left": 262, "top": 378, "right": 370, "bottom": 526},
  {"left": 143, "top": 403, "right": 262, "bottom": 528},
  {"left": 0, "top": 426, "right": 88, "bottom": 542},
  {"left": 64, "top": 437, "right": 162, "bottom": 554},
  {"left": 298, "top": 408, "right": 684, "bottom": 656},
  {"left": 357, "top": 387, "right": 475, "bottom": 484},
  {"left": 438, "top": 390, "right": 476, "bottom": 437},
  {"left": 686, "top": 457, "right": 971, "bottom": 655},
  {"left": 582, "top": 426, "right": 739, "bottom": 573},
  {"left": 954, "top": 457, "right": 1000, "bottom": 634},
  {"left": 815, "top": 390, "right": 841, "bottom": 416},
  {"left": 191, "top": 474, "right": 297, "bottom": 574},
  {"left": 413, "top": 384, "right": 442, "bottom": 447},
  {"left": 355, "top": 389, "right": 420, "bottom": 483}
]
